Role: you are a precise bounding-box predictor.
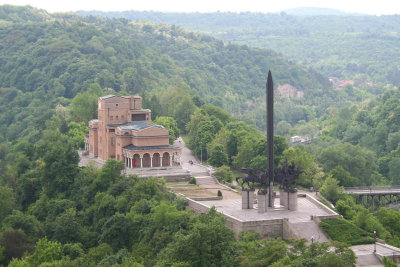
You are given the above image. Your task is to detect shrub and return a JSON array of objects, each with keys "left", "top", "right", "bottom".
[
  {"left": 214, "top": 165, "right": 234, "bottom": 183},
  {"left": 217, "top": 190, "right": 222, "bottom": 197},
  {"left": 189, "top": 177, "right": 196, "bottom": 185}
]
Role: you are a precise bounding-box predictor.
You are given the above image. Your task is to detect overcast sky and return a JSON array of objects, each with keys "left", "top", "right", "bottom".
[{"left": 0, "top": 0, "right": 399, "bottom": 15}]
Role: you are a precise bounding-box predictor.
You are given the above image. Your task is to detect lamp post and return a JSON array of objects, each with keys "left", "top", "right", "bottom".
[
  {"left": 200, "top": 143, "right": 203, "bottom": 164},
  {"left": 374, "top": 231, "right": 376, "bottom": 253}
]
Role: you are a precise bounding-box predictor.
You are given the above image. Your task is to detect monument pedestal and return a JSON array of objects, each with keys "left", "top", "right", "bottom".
[
  {"left": 280, "top": 189, "right": 288, "bottom": 207},
  {"left": 267, "top": 190, "right": 275, "bottom": 210},
  {"left": 257, "top": 193, "right": 267, "bottom": 213},
  {"left": 242, "top": 189, "right": 255, "bottom": 209},
  {"left": 288, "top": 191, "right": 298, "bottom": 211}
]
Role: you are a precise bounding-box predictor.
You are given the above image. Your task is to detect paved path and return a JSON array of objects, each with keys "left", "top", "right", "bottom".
[{"left": 175, "top": 137, "right": 213, "bottom": 175}]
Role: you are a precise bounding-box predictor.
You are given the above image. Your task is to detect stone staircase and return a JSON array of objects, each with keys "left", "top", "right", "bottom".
[
  {"left": 291, "top": 221, "right": 330, "bottom": 243},
  {"left": 355, "top": 254, "right": 381, "bottom": 266},
  {"left": 194, "top": 176, "right": 217, "bottom": 185}
]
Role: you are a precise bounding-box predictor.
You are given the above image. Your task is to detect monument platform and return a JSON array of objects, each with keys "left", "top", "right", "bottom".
[{"left": 186, "top": 193, "right": 338, "bottom": 241}]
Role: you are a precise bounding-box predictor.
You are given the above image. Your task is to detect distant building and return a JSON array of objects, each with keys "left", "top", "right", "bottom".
[
  {"left": 84, "top": 95, "right": 181, "bottom": 168},
  {"left": 290, "top": 135, "right": 311, "bottom": 144},
  {"left": 328, "top": 77, "right": 355, "bottom": 88}
]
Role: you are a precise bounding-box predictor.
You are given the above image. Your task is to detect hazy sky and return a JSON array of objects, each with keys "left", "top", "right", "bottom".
[{"left": 0, "top": 0, "right": 399, "bottom": 15}]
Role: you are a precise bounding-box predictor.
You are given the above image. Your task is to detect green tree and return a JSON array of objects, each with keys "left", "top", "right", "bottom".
[
  {"left": 174, "top": 96, "right": 197, "bottom": 132},
  {"left": 388, "top": 158, "right": 400, "bottom": 184},
  {"left": 320, "top": 176, "right": 345, "bottom": 204},
  {"left": 328, "top": 166, "right": 358, "bottom": 187},
  {"left": 208, "top": 144, "right": 228, "bottom": 167},
  {"left": 214, "top": 165, "right": 234, "bottom": 183},
  {"left": 27, "top": 237, "right": 62, "bottom": 266},
  {"left": 67, "top": 121, "right": 88, "bottom": 149},
  {"left": 0, "top": 229, "right": 30, "bottom": 265},
  {"left": 3, "top": 210, "right": 43, "bottom": 238},
  {"left": 236, "top": 238, "right": 287, "bottom": 266},
  {"left": 0, "top": 185, "right": 16, "bottom": 224},
  {"left": 36, "top": 130, "right": 79, "bottom": 197},
  {"left": 281, "top": 147, "right": 324, "bottom": 188},
  {"left": 52, "top": 209, "right": 82, "bottom": 244},
  {"left": 382, "top": 256, "right": 397, "bottom": 267},
  {"left": 153, "top": 116, "right": 180, "bottom": 144},
  {"left": 318, "top": 143, "right": 376, "bottom": 185},
  {"left": 158, "top": 208, "right": 235, "bottom": 266},
  {"left": 100, "top": 213, "right": 133, "bottom": 251}
]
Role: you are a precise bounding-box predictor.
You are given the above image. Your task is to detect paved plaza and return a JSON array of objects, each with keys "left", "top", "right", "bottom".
[{"left": 199, "top": 196, "right": 333, "bottom": 223}]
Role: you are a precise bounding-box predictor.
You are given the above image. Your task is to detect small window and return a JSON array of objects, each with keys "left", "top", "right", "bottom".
[
  {"left": 109, "top": 129, "right": 115, "bottom": 133},
  {"left": 116, "top": 116, "right": 119, "bottom": 120},
  {"left": 124, "top": 132, "right": 129, "bottom": 135},
  {"left": 111, "top": 137, "right": 114, "bottom": 146},
  {"left": 121, "top": 115, "right": 124, "bottom": 120},
  {"left": 116, "top": 103, "right": 119, "bottom": 107},
  {"left": 110, "top": 116, "right": 113, "bottom": 120}
]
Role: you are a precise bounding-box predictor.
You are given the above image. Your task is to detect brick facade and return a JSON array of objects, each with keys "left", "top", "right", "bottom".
[{"left": 85, "top": 95, "right": 181, "bottom": 168}]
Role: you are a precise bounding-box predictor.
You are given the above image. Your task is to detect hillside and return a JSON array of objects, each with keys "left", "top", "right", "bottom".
[
  {"left": 0, "top": 5, "right": 331, "bottom": 141},
  {"left": 78, "top": 10, "right": 400, "bottom": 86}
]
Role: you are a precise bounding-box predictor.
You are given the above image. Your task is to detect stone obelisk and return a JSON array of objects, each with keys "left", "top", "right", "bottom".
[{"left": 267, "top": 70, "right": 274, "bottom": 207}]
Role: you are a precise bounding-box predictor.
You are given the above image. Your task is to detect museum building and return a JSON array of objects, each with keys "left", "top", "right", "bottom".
[{"left": 84, "top": 95, "right": 181, "bottom": 168}]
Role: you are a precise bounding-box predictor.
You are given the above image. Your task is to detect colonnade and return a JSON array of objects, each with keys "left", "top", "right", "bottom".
[{"left": 124, "top": 152, "right": 173, "bottom": 168}]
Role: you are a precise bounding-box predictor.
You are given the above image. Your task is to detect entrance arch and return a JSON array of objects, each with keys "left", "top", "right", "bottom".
[
  {"left": 162, "top": 152, "right": 171, "bottom": 167},
  {"left": 153, "top": 153, "right": 161, "bottom": 167},
  {"left": 133, "top": 154, "right": 141, "bottom": 168},
  {"left": 142, "top": 153, "right": 151, "bottom": 168}
]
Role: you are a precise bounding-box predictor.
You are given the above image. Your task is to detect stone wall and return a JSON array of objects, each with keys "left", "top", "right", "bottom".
[
  {"left": 186, "top": 198, "right": 284, "bottom": 239},
  {"left": 283, "top": 218, "right": 301, "bottom": 240},
  {"left": 305, "top": 194, "right": 338, "bottom": 216},
  {"left": 185, "top": 195, "right": 339, "bottom": 240},
  {"left": 186, "top": 198, "right": 210, "bottom": 214}
]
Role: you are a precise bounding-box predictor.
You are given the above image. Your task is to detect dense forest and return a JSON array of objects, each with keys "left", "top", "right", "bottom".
[
  {"left": 79, "top": 10, "right": 400, "bottom": 86},
  {"left": 0, "top": 5, "right": 333, "bottom": 141}
]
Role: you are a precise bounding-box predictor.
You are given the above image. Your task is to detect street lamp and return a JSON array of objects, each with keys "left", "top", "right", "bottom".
[
  {"left": 374, "top": 231, "right": 377, "bottom": 253},
  {"left": 200, "top": 143, "right": 203, "bottom": 164}
]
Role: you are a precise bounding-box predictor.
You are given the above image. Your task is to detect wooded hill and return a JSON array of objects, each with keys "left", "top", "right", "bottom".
[
  {"left": 79, "top": 10, "right": 400, "bottom": 86},
  {"left": 0, "top": 5, "right": 330, "bottom": 142}
]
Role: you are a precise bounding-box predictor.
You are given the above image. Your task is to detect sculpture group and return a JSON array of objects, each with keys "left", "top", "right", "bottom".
[{"left": 237, "top": 159, "right": 302, "bottom": 211}]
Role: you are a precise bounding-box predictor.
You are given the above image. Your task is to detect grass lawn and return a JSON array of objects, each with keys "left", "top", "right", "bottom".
[
  {"left": 166, "top": 181, "right": 189, "bottom": 186},
  {"left": 169, "top": 185, "right": 216, "bottom": 198},
  {"left": 319, "top": 218, "right": 374, "bottom": 245}
]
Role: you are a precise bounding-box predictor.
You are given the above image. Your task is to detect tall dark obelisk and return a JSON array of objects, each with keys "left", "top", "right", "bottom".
[{"left": 267, "top": 70, "right": 274, "bottom": 207}]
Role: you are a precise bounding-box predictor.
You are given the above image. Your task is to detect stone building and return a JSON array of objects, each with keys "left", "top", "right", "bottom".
[{"left": 84, "top": 95, "right": 181, "bottom": 168}]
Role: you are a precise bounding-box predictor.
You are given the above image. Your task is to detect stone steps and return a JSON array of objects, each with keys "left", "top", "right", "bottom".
[
  {"left": 195, "top": 176, "right": 217, "bottom": 185},
  {"left": 191, "top": 171, "right": 210, "bottom": 177},
  {"left": 291, "top": 221, "right": 330, "bottom": 243},
  {"left": 355, "top": 254, "right": 381, "bottom": 266}
]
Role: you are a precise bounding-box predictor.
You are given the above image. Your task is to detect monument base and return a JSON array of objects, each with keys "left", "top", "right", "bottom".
[
  {"left": 288, "top": 191, "right": 298, "bottom": 211},
  {"left": 242, "top": 189, "right": 255, "bottom": 209},
  {"left": 280, "top": 189, "right": 288, "bottom": 207},
  {"left": 257, "top": 193, "right": 267, "bottom": 213}
]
